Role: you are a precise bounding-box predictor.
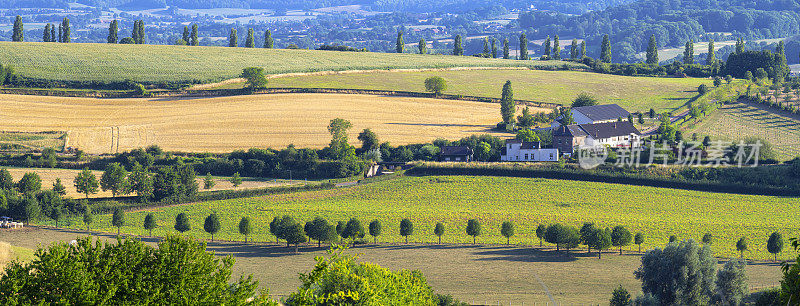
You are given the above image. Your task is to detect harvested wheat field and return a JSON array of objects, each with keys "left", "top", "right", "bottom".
[{"left": 0, "top": 93, "right": 524, "bottom": 153}]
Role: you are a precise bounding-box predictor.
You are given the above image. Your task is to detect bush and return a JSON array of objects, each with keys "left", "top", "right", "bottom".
[{"left": 424, "top": 76, "right": 447, "bottom": 95}]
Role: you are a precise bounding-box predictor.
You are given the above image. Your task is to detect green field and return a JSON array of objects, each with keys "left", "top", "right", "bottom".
[
  {"left": 687, "top": 101, "right": 800, "bottom": 159},
  {"left": 256, "top": 69, "right": 711, "bottom": 112},
  {"left": 65, "top": 175, "right": 800, "bottom": 260},
  {"left": 0, "top": 42, "right": 584, "bottom": 84}
]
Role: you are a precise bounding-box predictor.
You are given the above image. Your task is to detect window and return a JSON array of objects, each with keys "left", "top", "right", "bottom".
[
  {"left": 445, "top": 157, "right": 450, "bottom": 161},
  {"left": 524, "top": 154, "right": 528, "bottom": 160}
]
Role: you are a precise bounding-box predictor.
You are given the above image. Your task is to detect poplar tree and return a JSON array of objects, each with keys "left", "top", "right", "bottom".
[
  {"left": 228, "top": 28, "right": 238, "bottom": 47},
  {"left": 735, "top": 38, "right": 744, "bottom": 54},
  {"left": 600, "top": 34, "right": 611, "bottom": 63},
  {"left": 58, "top": 24, "right": 62, "bottom": 43},
  {"left": 706, "top": 39, "right": 715, "bottom": 64},
  {"left": 646, "top": 34, "right": 658, "bottom": 65},
  {"left": 683, "top": 40, "right": 694, "bottom": 64},
  {"left": 491, "top": 38, "right": 498, "bottom": 58},
  {"left": 136, "top": 20, "right": 145, "bottom": 44},
  {"left": 108, "top": 20, "right": 118, "bottom": 43},
  {"left": 245, "top": 28, "right": 255, "bottom": 48},
  {"left": 500, "top": 80, "right": 515, "bottom": 124},
  {"left": 49, "top": 25, "right": 55, "bottom": 42},
  {"left": 418, "top": 38, "right": 426, "bottom": 54},
  {"left": 61, "top": 17, "right": 71, "bottom": 43},
  {"left": 570, "top": 39, "right": 578, "bottom": 59},
  {"left": 263, "top": 29, "right": 273, "bottom": 48},
  {"left": 43, "top": 24, "right": 51, "bottom": 42},
  {"left": 11, "top": 15, "right": 22, "bottom": 42},
  {"left": 452, "top": 35, "right": 463, "bottom": 55},
  {"left": 553, "top": 35, "right": 561, "bottom": 60},
  {"left": 519, "top": 33, "right": 528, "bottom": 60},
  {"left": 482, "top": 37, "right": 490, "bottom": 55},
  {"left": 131, "top": 20, "right": 139, "bottom": 43},
  {"left": 190, "top": 24, "right": 199, "bottom": 46},
  {"left": 502, "top": 38, "right": 509, "bottom": 59},
  {"left": 580, "top": 40, "right": 586, "bottom": 58},
  {"left": 395, "top": 31, "right": 404, "bottom": 53},
  {"left": 182, "top": 26, "right": 190, "bottom": 44},
  {"left": 543, "top": 35, "right": 551, "bottom": 57}
]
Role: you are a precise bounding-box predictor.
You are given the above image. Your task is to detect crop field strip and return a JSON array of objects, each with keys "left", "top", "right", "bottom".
[
  {"left": 65, "top": 175, "right": 800, "bottom": 260},
  {"left": 687, "top": 101, "right": 800, "bottom": 159},
  {"left": 0, "top": 42, "right": 584, "bottom": 84},
  {"left": 0, "top": 93, "right": 527, "bottom": 153},
  {"left": 229, "top": 69, "right": 712, "bottom": 112}
]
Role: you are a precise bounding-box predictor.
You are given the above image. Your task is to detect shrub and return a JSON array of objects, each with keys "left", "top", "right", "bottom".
[{"left": 424, "top": 76, "right": 447, "bottom": 95}]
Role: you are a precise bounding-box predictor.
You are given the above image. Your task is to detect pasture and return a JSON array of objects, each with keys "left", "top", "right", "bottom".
[
  {"left": 0, "top": 131, "right": 64, "bottom": 151},
  {"left": 63, "top": 175, "right": 800, "bottom": 260},
  {"left": 2, "top": 227, "right": 782, "bottom": 304},
  {"left": 2, "top": 167, "right": 301, "bottom": 199},
  {"left": 244, "top": 69, "right": 712, "bottom": 112},
  {"left": 687, "top": 101, "right": 800, "bottom": 159},
  {"left": 0, "top": 42, "right": 583, "bottom": 84},
  {"left": 0, "top": 93, "right": 523, "bottom": 153}
]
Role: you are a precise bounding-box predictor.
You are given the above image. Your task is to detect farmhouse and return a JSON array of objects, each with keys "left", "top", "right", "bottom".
[
  {"left": 553, "top": 121, "right": 641, "bottom": 154},
  {"left": 501, "top": 140, "right": 559, "bottom": 162},
  {"left": 551, "top": 104, "right": 631, "bottom": 129},
  {"left": 439, "top": 146, "right": 474, "bottom": 162}
]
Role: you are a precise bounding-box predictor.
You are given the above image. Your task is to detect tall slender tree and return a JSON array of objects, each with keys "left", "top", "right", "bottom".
[
  {"left": 452, "top": 35, "right": 463, "bottom": 55},
  {"left": 418, "top": 38, "right": 426, "bottom": 54},
  {"left": 683, "top": 40, "right": 694, "bottom": 64},
  {"left": 580, "top": 40, "right": 586, "bottom": 58},
  {"left": 182, "top": 26, "right": 190, "bottom": 44},
  {"left": 543, "top": 35, "right": 551, "bottom": 57},
  {"left": 570, "top": 39, "right": 578, "bottom": 59},
  {"left": 482, "top": 37, "right": 490, "bottom": 55},
  {"left": 131, "top": 20, "right": 139, "bottom": 44},
  {"left": 228, "top": 28, "right": 238, "bottom": 47},
  {"left": 735, "top": 38, "right": 744, "bottom": 54},
  {"left": 245, "top": 28, "right": 255, "bottom": 48},
  {"left": 108, "top": 20, "right": 118, "bottom": 43},
  {"left": 777, "top": 40, "right": 786, "bottom": 64},
  {"left": 519, "top": 33, "right": 528, "bottom": 60},
  {"left": 395, "top": 31, "right": 404, "bottom": 53},
  {"left": 500, "top": 80, "right": 515, "bottom": 124},
  {"left": 552, "top": 35, "right": 561, "bottom": 60},
  {"left": 49, "top": 25, "right": 55, "bottom": 42},
  {"left": 491, "top": 37, "right": 497, "bottom": 58},
  {"left": 706, "top": 39, "right": 715, "bottom": 64},
  {"left": 600, "top": 34, "right": 611, "bottom": 63},
  {"left": 137, "top": 20, "right": 145, "bottom": 44},
  {"left": 646, "top": 34, "right": 658, "bottom": 65},
  {"left": 263, "top": 29, "right": 273, "bottom": 48},
  {"left": 190, "top": 24, "right": 199, "bottom": 46},
  {"left": 502, "top": 38, "right": 509, "bottom": 59},
  {"left": 43, "top": 24, "right": 51, "bottom": 42},
  {"left": 61, "top": 17, "right": 71, "bottom": 43},
  {"left": 11, "top": 15, "right": 22, "bottom": 42}
]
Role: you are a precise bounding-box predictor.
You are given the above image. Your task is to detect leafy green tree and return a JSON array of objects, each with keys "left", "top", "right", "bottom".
[
  {"left": 229, "top": 172, "right": 242, "bottom": 187},
  {"left": 283, "top": 219, "right": 307, "bottom": 253},
  {"left": 502, "top": 38, "right": 509, "bottom": 59},
  {"left": 544, "top": 224, "right": 564, "bottom": 251},
  {"left": 767, "top": 232, "right": 783, "bottom": 261},
  {"left": 579, "top": 222, "right": 597, "bottom": 253},
  {"left": 112, "top": 208, "right": 125, "bottom": 235},
  {"left": 501, "top": 221, "right": 514, "bottom": 245},
  {"left": 519, "top": 33, "right": 528, "bottom": 60},
  {"left": 203, "top": 173, "right": 215, "bottom": 189},
  {"left": 572, "top": 92, "right": 598, "bottom": 107},
  {"left": 552, "top": 35, "right": 561, "bottom": 60},
  {"left": 0, "top": 169, "right": 13, "bottom": 190},
  {"left": 61, "top": 17, "right": 72, "bottom": 43},
  {"left": 0, "top": 236, "right": 264, "bottom": 305},
  {"left": 368, "top": 219, "right": 382, "bottom": 243},
  {"left": 580, "top": 41, "right": 586, "bottom": 58},
  {"left": 182, "top": 26, "right": 190, "bottom": 44},
  {"left": 262, "top": 29, "right": 273, "bottom": 48},
  {"left": 203, "top": 213, "right": 221, "bottom": 241},
  {"left": 434, "top": 222, "right": 445, "bottom": 244},
  {"left": 610, "top": 285, "right": 631, "bottom": 306},
  {"left": 238, "top": 216, "right": 252, "bottom": 243},
  {"left": 12, "top": 15, "right": 23, "bottom": 42},
  {"left": 646, "top": 34, "right": 658, "bottom": 65},
  {"left": 22, "top": 196, "right": 40, "bottom": 224},
  {"left": 328, "top": 118, "right": 354, "bottom": 159},
  {"left": 101, "top": 163, "right": 128, "bottom": 198},
  {"left": 635, "top": 233, "right": 644, "bottom": 252},
  {"left": 305, "top": 216, "right": 337, "bottom": 247},
  {"left": 707, "top": 39, "right": 716, "bottom": 64},
  {"left": 515, "top": 129, "right": 539, "bottom": 142},
  {"left": 716, "top": 259, "right": 748, "bottom": 305},
  {"left": 82, "top": 206, "right": 93, "bottom": 230},
  {"left": 491, "top": 37, "right": 498, "bottom": 58},
  {"left": 589, "top": 227, "right": 612, "bottom": 258},
  {"left": 735, "top": 37, "right": 744, "bottom": 54},
  {"left": 745, "top": 71, "right": 754, "bottom": 82},
  {"left": 228, "top": 28, "right": 237, "bottom": 47},
  {"left": 611, "top": 225, "right": 632, "bottom": 255},
  {"left": 342, "top": 217, "right": 365, "bottom": 240},
  {"left": 126, "top": 163, "right": 152, "bottom": 203},
  {"left": 135, "top": 20, "right": 145, "bottom": 44},
  {"left": 107, "top": 20, "right": 118, "bottom": 43},
  {"left": 698, "top": 84, "right": 709, "bottom": 95},
  {"left": 17, "top": 172, "right": 41, "bottom": 194},
  {"left": 482, "top": 37, "right": 490, "bottom": 55},
  {"left": 241, "top": 67, "right": 267, "bottom": 89},
  {"left": 736, "top": 237, "right": 748, "bottom": 258},
  {"left": 452, "top": 35, "right": 463, "bottom": 55},
  {"left": 536, "top": 224, "right": 546, "bottom": 247},
  {"left": 634, "top": 239, "right": 716, "bottom": 305},
  {"left": 684, "top": 40, "right": 694, "bottom": 64},
  {"left": 357, "top": 129, "right": 379, "bottom": 152},
  {"left": 400, "top": 218, "right": 413, "bottom": 244},
  {"left": 74, "top": 168, "right": 98, "bottom": 198},
  {"left": 395, "top": 31, "right": 404, "bottom": 53},
  {"left": 175, "top": 212, "right": 191, "bottom": 233},
  {"left": 51, "top": 178, "right": 66, "bottom": 196},
  {"left": 466, "top": 219, "right": 481, "bottom": 244},
  {"left": 570, "top": 39, "right": 578, "bottom": 59},
  {"left": 190, "top": 24, "right": 199, "bottom": 46},
  {"left": 144, "top": 213, "right": 157, "bottom": 236},
  {"left": 418, "top": 38, "right": 426, "bottom": 54},
  {"left": 245, "top": 28, "right": 255, "bottom": 48},
  {"left": 336, "top": 220, "right": 345, "bottom": 237},
  {"left": 702, "top": 233, "right": 713, "bottom": 245},
  {"left": 600, "top": 34, "right": 611, "bottom": 63},
  {"left": 500, "top": 80, "right": 515, "bottom": 124},
  {"left": 424, "top": 76, "right": 447, "bottom": 96}
]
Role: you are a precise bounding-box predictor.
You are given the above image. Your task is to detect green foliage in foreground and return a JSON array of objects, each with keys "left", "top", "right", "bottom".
[
  {"left": 67, "top": 175, "right": 800, "bottom": 260},
  {"left": 0, "top": 236, "right": 271, "bottom": 305}
]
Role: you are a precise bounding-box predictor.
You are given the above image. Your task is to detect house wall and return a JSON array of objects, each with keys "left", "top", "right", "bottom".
[
  {"left": 554, "top": 135, "right": 586, "bottom": 154},
  {"left": 584, "top": 134, "right": 640, "bottom": 148},
  {"left": 501, "top": 144, "right": 559, "bottom": 161}
]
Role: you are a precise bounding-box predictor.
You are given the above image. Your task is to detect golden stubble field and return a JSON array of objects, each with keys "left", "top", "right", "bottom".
[{"left": 0, "top": 93, "right": 529, "bottom": 154}]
